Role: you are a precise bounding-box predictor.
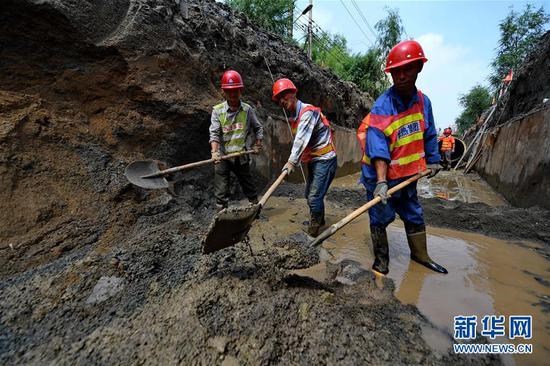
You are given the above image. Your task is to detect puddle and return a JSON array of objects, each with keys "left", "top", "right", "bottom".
[
  {"left": 250, "top": 196, "right": 550, "bottom": 366},
  {"left": 332, "top": 170, "right": 509, "bottom": 207}
]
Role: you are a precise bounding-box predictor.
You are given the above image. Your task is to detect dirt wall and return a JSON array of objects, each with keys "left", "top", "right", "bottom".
[
  {"left": 253, "top": 117, "right": 362, "bottom": 182},
  {"left": 475, "top": 107, "right": 550, "bottom": 209}
]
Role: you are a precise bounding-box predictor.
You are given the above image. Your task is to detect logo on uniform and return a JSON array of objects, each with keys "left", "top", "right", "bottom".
[
  {"left": 397, "top": 121, "right": 421, "bottom": 139},
  {"left": 223, "top": 123, "right": 243, "bottom": 133}
]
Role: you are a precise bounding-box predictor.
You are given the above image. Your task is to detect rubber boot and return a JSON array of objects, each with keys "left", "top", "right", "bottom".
[
  {"left": 405, "top": 222, "right": 448, "bottom": 274},
  {"left": 370, "top": 225, "right": 389, "bottom": 275},
  {"left": 307, "top": 211, "right": 323, "bottom": 237}
]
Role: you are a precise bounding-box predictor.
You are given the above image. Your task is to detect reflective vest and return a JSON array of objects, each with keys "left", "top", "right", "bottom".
[
  {"left": 439, "top": 135, "right": 455, "bottom": 151},
  {"left": 214, "top": 102, "right": 250, "bottom": 154},
  {"left": 290, "top": 105, "right": 336, "bottom": 163},
  {"left": 357, "top": 91, "right": 427, "bottom": 180}
]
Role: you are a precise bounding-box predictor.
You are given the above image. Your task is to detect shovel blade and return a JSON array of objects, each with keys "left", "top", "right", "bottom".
[
  {"left": 202, "top": 204, "right": 261, "bottom": 254},
  {"left": 124, "top": 161, "right": 169, "bottom": 189}
]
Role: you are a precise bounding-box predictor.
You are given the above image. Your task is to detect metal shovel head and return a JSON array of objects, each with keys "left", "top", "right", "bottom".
[
  {"left": 202, "top": 204, "right": 262, "bottom": 254},
  {"left": 124, "top": 161, "right": 169, "bottom": 189}
]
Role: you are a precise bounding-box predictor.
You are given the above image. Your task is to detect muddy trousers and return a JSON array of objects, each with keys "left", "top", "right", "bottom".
[
  {"left": 304, "top": 157, "right": 337, "bottom": 233},
  {"left": 214, "top": 158, "right": 258, "bottom": 207},
  {"left": 365, "top": 180, "right": 424, "bottom": 227},
  {"left": 441, "top": 150, "right": 452, "bottom": 170}
]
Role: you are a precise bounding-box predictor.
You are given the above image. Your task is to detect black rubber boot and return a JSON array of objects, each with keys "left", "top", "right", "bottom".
[
  {"left": 370, "top": 225, "right": 389, "bottom": 275},
  {"left": 405, "top": 222, "right": 448, "bottom": 274},
  {"left": 307, "top": 211, "right": 323, "bottom": 237}
]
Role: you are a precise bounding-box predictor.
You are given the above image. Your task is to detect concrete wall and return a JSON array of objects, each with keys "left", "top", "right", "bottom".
[
  {"left": 252, "top": 117, "right": 362, "bottom": 183},
  {"left": 475, "top": 106, "right": 550, "bottom": 209}
]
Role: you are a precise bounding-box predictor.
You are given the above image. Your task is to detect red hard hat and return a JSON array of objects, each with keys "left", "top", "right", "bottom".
[
  {"left": 444, "top": 127, "right": 452, "bottom": 134},
  {"left": 272, "top": 78, "right": 297, "bottom": 101},
  {"left": 385, "top": 40, "right": 428, "bottom": 72},
  {"left": 221, "top": 70, "right": 244, "bottom": 89}
]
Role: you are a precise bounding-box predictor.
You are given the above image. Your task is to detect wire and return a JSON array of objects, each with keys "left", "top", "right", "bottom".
[
  {"left": 350, "top": 0, "right": 377, "bottom": 44},
  {"left": 338, "top": 0, "right": 374, "bottom": 45}
]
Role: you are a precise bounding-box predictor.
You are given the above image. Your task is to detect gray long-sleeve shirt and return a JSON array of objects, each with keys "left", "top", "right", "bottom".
[
  {"left": 209, "top": 101, "right": 264, "bottom": 154},
  {"left": 288, "top": 100, "right": 336, "bottom": 164}
]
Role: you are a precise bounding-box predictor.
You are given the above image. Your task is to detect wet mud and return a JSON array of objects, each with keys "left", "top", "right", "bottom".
[
  {"left": 277, "top": 171, "right": 550, "bottom": 247},
  {"left": 0, "top": 185, "right": 499, "bottom": 365},
  {"left": 261, "top": 189, "right": 549, "bottom": 365}
]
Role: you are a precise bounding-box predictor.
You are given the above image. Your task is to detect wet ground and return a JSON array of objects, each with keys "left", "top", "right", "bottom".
[{"left": 262, "top": 171, "right": 550, "bottom": 365}]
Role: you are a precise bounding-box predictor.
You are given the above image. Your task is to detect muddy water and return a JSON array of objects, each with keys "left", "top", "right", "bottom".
[
  {"left": 250, "top": 196, "right": 549, "bottom": 366},
  {"left": 333, "top": 170, "right": 509, "bottom": 207}
]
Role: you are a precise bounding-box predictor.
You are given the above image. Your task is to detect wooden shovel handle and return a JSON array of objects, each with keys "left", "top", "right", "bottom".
[
  {"left": 259, "top": 170, "right": 288, "bottom": 207},
  {"left": 142, "top": 150, "right": 256, "bottom": 178},
  {"left": 311, "top": 170, "right": 430, "bottom": 247}
]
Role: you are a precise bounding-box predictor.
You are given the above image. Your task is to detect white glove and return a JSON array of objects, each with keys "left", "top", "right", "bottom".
[
  {"left": 211, "top": 150, "right": 222, "bottom": 164},
  {"left": 252, "top": 142, "right": 262, "bottom": 154},
  {"left": 282, "top": 161, "right": 295, "bottom": 174}
]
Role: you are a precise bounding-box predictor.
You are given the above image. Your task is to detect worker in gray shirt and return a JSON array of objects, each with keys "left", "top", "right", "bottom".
[
  {"left": 271, "top": 78, "right": 337, "bottom": 236},
  {"left": 209, "top": 70, "right": 263, "bottom": 211}
]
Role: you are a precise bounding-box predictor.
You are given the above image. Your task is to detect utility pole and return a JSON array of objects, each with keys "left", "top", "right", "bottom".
[
  {"left": 308, "top": 0, "right": 313, "bottom": 60},
  {"left": 288, "top": 1, "right": 294, "bottom": 39}
]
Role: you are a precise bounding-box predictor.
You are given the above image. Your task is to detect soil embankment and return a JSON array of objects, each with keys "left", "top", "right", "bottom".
[{"left": 0, "top": 0, "right": 499, "bottom": 364}]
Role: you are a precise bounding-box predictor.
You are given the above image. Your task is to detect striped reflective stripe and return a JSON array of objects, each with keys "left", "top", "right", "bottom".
[
  {"left": 310, "top": 143, "right": 335, "bottom": 157},
  {"left": 383, "top": 113, "right": 423, "bottom": 136},
  {"left": 390, "top": 131, "right": 424, "bottom": 150},
  {"left": 390, "top": 152, "right": 425, "bottom": 166}
]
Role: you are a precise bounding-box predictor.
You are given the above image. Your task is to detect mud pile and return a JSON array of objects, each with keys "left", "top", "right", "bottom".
[
  {"left": 0, "top": 0, "right": 370, "bottom": 276},
  {"left": 0, "top": 0, "right": 497, "bottom": 364}
]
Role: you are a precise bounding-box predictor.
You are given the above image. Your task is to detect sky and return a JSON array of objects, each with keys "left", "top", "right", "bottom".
[{"left": 292, "top": 0, "right": 549, "bottom": 130}]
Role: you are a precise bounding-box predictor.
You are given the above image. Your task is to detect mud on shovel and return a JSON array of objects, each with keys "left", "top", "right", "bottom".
[
  {"left": 310, "top": 170, "right": 431, "bottom": 247},
  {"left": 124, "top": 150, "right": 256, "bottom": 189},
  {"left": 202, "top": 170, "right": 288, "bottom": 254}
]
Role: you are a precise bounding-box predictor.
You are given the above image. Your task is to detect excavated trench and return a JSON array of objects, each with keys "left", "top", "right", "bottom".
[{"left": 1, "top": 0, "right": 549, "bottom": 365}]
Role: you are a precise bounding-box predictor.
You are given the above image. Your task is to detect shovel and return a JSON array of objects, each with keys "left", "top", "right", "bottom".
[
  {"left": 310, "top": 170, "right": 431, "bottom": 247},
  {"left": 202, "top": 170, "right": 288, "bottom": 254},
  {"left": 124, "top": 150, "right": 256, "bottom": 189}
]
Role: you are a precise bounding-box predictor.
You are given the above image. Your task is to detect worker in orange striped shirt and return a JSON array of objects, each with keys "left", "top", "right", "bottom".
[{"left": 438, "top": 127, "right": 455, "bottom": 170}]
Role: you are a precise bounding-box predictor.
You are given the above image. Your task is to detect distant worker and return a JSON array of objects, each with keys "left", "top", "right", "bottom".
[
  {"left": 209, "top": 70, "right": 263, "bottom": 211},
  {"left": 272, "top": 78, "right": 337, "bottom": 237},
  {"left": 357, "top": 40, "right": 447, "bottom": 275},
  {"left": 438, "top": 127, "right": 455, "bottom": 170}
]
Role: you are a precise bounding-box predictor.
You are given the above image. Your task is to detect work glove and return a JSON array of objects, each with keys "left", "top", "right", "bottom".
[
  {"left": 252, "top": 141, "right": 263, "bottom": 154},
  {"left": 282, "top": 161, "right": 295, "bottom": 174},
  {"left": 426, "top": 163, "right": 442, "bottom": 178},
  {"left": 211, "top": 150, "right": 222, "bottom": 164},
  {"left": 374, "top": 181, "right": 388, "bottom": 205}
]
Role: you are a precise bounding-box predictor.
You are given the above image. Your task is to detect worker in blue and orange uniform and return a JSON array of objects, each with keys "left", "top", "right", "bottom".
[
  {"left": 438, "top": 127, "right": 455, "bottom": 170},
  {"left": 272, "top": 78, "right": 337, "bottom": 237},
  {"left": 357, "top": 40, "right": 447, "bottom": 275}
]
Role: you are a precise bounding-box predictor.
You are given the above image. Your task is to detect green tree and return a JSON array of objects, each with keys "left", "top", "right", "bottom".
[
  {"left": 309, "top": 32, "right": 351, "bottom": 76},
  {"left": 345, "top": 48, "right": 389, "bottom": 98},
  {"left": 454, "top": 85, "right": 493, "bottom": 135},
  {"left": 489, "top": 4, "right": 549, "bottom": 89},
  {"left": 374, "top": 7, "right": 404, "bottom": 59},
  {"left": 226, "top": 0, "right": 296, "bottom": 38}
]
